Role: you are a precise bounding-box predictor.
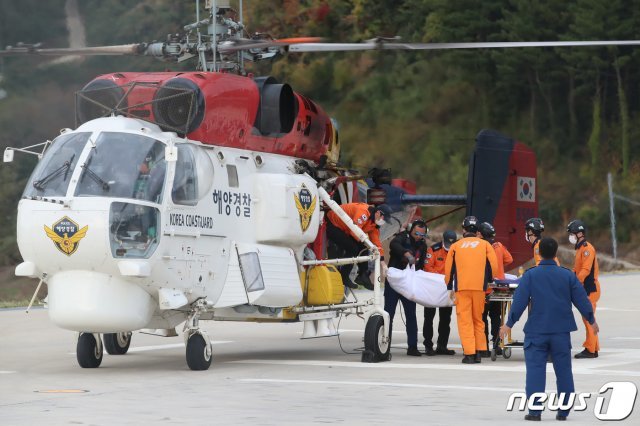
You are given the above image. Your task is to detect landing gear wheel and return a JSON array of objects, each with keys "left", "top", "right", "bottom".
[
  {"left": 364, "top": 315, "right": 391, "bottom": 362},
  {"left": 103, "top": 332, "right": 132, "bottom": 355},
  {"left": 186, "top": 333, "right": 212, "bottom": 371},
  {"left": 503, "top": 347, "right": 512, "bottom": 359},
  {"left": 77, "top": 333, "right": 103, "bottom": 368},
  {"left": 490, "top": 349, "right": 497, "bottom": 361}
]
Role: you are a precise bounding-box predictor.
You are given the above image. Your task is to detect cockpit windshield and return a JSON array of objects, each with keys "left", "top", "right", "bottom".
[
  {"left": 23, "top": 132, "right": 90, "bottom": 198},
  {"left": 75, "top": 132, "right": 166, "bottom": 203}
]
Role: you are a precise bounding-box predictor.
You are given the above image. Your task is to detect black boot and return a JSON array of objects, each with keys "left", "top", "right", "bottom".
[
  {"left": 435, "top": 346, "right": 455, "bottom": 355},
  {"left": 474, "top": 352, "right": 482, "bottom": 363},
  {"left": 574, "top": 349, "right": 597, "bottom": 359},
  {"left": 524, "top": 414, "right": 541, "bottom": 421},
  {"left": 355, "top": 271, "right": 374, "bottom": 290},
  {"left": 339, "top": 268, "right": 358, "bottom": 289},
  {"left": 407, "top": 346, "right": 422, "bottom": 357},
  {"left": 424, "top": 346, "right": 436, "bottom": 356},
  {"left": 461, "top": 355, "right": 475, "bottom": 364}
]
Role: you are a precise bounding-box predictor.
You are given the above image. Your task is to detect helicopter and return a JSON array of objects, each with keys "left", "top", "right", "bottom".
[{"left": 3, "top": 0, "right": 637, "bottom": 371}]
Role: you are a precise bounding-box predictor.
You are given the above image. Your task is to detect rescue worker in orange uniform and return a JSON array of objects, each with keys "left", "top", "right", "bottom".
[
  {"left": 525, "top": 217, "right": 559, "bottom": 265},
  {"left": 326, "top": 203, "right": 392, "bottom": 290},
  {"left": 567, "top": 219, "right": 601, "bottom": 359},
  {"left": 445, "top": 216, "right": 499, "bottom": 364},
  {"left": 423, "top": 230, "right": 458, "bottom": 356},
  {"left": 478, "top": 222, "right": 513, "bottom": 357}
]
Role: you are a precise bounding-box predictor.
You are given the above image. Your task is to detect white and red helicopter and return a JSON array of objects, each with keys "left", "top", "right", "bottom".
[{"left": 3, "top": 0, "right": 635, "bottom": 370}]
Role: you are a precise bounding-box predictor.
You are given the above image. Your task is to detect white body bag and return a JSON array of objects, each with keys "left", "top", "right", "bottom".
[{"left": 386, "top": 265, "right": 454, "bottom": 308}]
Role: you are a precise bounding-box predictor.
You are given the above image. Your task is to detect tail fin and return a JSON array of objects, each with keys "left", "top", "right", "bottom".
[{"left": 467, "top": 130, "right": 538, "bottom": 268}]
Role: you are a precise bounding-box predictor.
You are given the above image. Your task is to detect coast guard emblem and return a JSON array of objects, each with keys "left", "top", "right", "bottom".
[
  {"left": 294, "top": 184, "right": 316, "bottom": 232},
  {"left": 44, "top": 216, "right": 88, "bottom": 256}
]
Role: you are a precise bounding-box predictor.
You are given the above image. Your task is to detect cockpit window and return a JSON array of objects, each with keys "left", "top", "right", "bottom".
[
  {"left": 74, "top": 132, "right": 166, "bottom": 203},
  {"left": 23, "top": 132, "right": 90, "bottom": 198}
]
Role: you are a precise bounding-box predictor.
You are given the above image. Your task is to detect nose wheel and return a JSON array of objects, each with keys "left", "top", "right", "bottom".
[
  {"left": 184, "top": 299, "right": 213, "bottom": 370},
  {"left": 363, "top": 314, "right": 391, "bottom": 362},
  {"left": 76, "top": 333, "right": 103, "bottom": 368},
  {"left": 186, "top": 332, "right": 212, "bottom": 370}
]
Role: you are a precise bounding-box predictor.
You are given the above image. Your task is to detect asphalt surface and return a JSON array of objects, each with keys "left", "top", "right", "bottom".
[{"left": 1, "top": 273, "right": 639, "bottom": 425}]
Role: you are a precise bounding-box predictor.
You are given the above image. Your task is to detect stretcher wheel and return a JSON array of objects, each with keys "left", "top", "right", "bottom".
[
  {"left": 503, "top": 347, "right": 512, "bottom": 359},
  {"left": 490, "top": 349, "right": 497, "bottom": 361}
]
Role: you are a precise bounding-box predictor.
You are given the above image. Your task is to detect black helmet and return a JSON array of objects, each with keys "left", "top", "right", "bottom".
[
  {"left": 478, "top": 222, "right": 496, "bottom": 239},
  {"left": 374, "top": 204, "right": 393, "bottom": 223},
  {"left": 567, "top": 219, "right": 586, "bottom": 234},
  {"left": 525, "top": 217, "right": 545, "bottom": 235},
  {"left": 443, "top": 230, "right": 458, "bottom": 249},
  {"left": 462, "top": 216, "right": 478, "bottom": 233}
]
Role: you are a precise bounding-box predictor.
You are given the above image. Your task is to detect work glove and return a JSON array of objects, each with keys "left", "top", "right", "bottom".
[{"left": 405, "top": 253, "right": 416, "bottom": 266}]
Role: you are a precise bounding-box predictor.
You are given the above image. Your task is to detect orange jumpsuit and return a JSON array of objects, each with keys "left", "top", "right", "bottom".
[
  {"left": 326, "top": 203, "right": 384, "bottom": 257},
  {"left": 492, "top": 241, "right": 513, "bottom": 280},
  {"left": 424, "top": 243, "right": 447, "bottom": 274},
  {"left": 573, "top": 239, "right": 600, "bottom": 353},
  {"left": 444, "top": 236, "right": 499, "bottom": 356},
  {"left": 533, "top": 238, "right": 559, "bottom": 266}
]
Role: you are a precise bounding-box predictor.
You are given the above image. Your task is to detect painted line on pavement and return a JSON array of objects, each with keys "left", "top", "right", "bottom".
[
  {"left": 240, "top": 378, "right": 522, "bottom": 393},
  {"left": 230, "top": 359, "right": 640, "bottom": 377}
]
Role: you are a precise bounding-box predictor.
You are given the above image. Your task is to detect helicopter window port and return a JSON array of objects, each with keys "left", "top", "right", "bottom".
[
  {"left": 109, "top": 202, "right": 160, "bottom": 259},
  {"left": 238, "top": 252, "right": 265, "bottom": 292},
  {"left": 171, "top": 144, "right": 213, "bottom": 205},
  {"left": 23, "top": 132, "right": 91, "bottom": 198},
  {"left": 75, "top": 132, "right": 166, "bottom": 204},
  {"left": 226, "top": 165, "right": 239, "bottom": 188}
]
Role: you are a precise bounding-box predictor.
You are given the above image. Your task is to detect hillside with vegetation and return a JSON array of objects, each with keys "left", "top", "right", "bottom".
[{"left": 1, "top": 0, "right": 640, "bottom": 283}]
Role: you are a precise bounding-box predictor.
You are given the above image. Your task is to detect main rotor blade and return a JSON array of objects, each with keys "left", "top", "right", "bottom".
[
  {"left": 0, "top": 44, "right": 146, "bottom": 57},
  {"left": 217, "top": 37, "right": 323, "bottom": 53},
  {"left": 288, "top": 40, "right": 640, "bottom": 53}
]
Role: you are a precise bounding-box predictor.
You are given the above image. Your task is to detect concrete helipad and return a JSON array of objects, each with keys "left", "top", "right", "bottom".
[{"left": 1, "top": 273, "right": 639, "bottom": 425}]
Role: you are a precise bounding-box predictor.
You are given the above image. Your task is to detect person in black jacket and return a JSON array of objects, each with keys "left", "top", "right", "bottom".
[{"left": 384, "top": 219, "right": 429, "bottom": 356}]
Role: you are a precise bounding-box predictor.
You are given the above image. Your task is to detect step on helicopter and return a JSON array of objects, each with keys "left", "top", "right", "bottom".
[{"left": 3, "top": 0, "right": 637, "bottom": 370}]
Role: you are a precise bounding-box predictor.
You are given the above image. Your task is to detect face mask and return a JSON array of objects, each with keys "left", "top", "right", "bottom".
[
  {"left": 569, "top": 234, "right": 577, "bottom": 245},
  {"left": 375, "top": 218, "right": 385, "bottom": 227}
]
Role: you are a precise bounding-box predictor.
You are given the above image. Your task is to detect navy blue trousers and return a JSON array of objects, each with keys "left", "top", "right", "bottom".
[
  {"left": 384, "top": 282, "right": 418, "bottom": 348},
  {"left": 524, "top": 332, "right": 575, "bottom": 417}
]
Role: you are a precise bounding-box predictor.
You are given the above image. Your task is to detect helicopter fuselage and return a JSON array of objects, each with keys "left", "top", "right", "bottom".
[{"left": 16, "top": 116, "right": 321, "bottom": 333}]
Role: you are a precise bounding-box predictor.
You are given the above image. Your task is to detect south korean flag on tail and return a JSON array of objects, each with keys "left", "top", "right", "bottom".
[{"left": 517, "top": 177, "right": 536, "bottom": 202}]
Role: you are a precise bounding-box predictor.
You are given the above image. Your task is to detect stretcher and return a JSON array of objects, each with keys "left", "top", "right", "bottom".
[{"left": 488, "top": 276, "right": 523, "bottom": 361}]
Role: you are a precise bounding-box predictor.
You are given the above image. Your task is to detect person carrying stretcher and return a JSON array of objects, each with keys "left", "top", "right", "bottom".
[{"left": 445, "top": 216, "right": 499, "bottom": 364}]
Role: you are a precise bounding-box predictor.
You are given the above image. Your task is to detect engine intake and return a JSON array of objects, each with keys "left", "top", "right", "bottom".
[
  {"left": 152, "top": 78, "right": 205, "bottom": 135},
  {"left": 76, "top": 79, "right": 127, "bottom": 125}
]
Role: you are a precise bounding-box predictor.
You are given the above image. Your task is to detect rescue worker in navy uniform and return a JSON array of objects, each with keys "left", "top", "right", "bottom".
[
  {"left": 499, "top": 238, "right": 599, "bottom": 421},
  {"left": 422, "top": 230, "right": 458, "bottom": 356},
  {"left": 385, "top": 219, "right": 429, "bottom": 356}
]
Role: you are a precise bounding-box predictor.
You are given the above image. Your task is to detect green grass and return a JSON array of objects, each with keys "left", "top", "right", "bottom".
[{"left": 0, "top": 299, "right": 36, "bottom": 309}]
